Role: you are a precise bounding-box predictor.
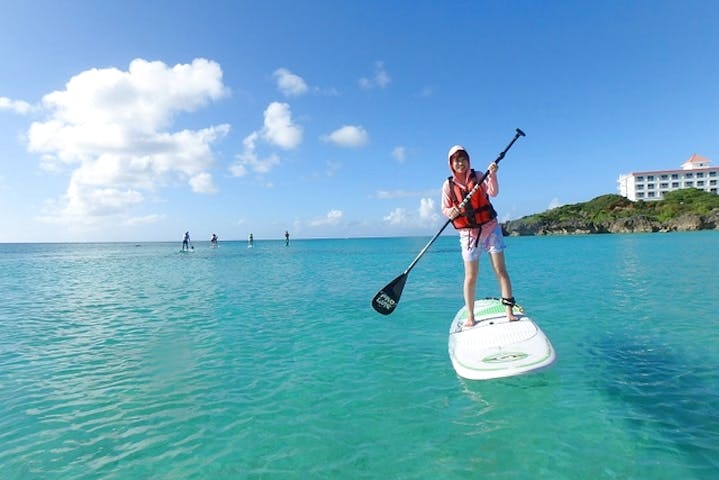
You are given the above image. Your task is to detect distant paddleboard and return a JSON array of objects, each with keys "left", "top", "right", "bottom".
[{"left": 448, "top": 298, "right": 556, "bottom": 380}]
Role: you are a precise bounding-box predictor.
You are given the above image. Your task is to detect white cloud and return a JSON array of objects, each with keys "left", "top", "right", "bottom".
[
  {"left": 124, "top": 214, "right": 164, "bottom": 226},
  {"left": 359, "top": 61, "right": 390, "bottom": 89},
  {"left": 310, "top": 209, "right": 343, "bottom": 226},
  {"left": 317, "top": 87, "right": 341, "bottom": 97},
  {"left": 228, "top": 101, "right": 302, "bottom": 179},
  {"left": 26, "top": 58, "right": 229, "bottom": 227},
  {"left": 383, "top": 207, "right": 407, "bottom": 226},
  {"left": 189, "top": 172, "right": 217, "bottom": 193},
  {"left": 229, "top": 164, "right": 251, "bottom": 178},
  {"left": 548, "top": 197, "right": 562, "bottom": 210},
  {"left": 68, "top": 184, "right": 144, "bottom": 219},
  {"left": 418, "top": 198, "right": 439, "bottom": 222},
  {"left": 0, "top": 96, "right": 33, "bottom": 114},
  {"left": 325, "top": 160, "right": 341, "bottom": 177},
  {"left": 374, "top": 188, "right": 437, "bottom": 199},
  {"left": 383, "top": 197, "right": 439, "bottom": 227},
  {"left": 273, "top": 68, "right": 308, "bottom": 97},
  {"left": 229, "top": 144, "right": 280, "bottom": 177},
  {"left": 321, "top": 125, "right": 368, "bottom": 148},
  {"left": 392, "top": 146, "right": 406, "bottom": 163},
  {"left": 261, "top": 101, "right": 302, "bottom": 149},
  {"left": 229, "top": 113, "right": 290, "bottom": 179}
]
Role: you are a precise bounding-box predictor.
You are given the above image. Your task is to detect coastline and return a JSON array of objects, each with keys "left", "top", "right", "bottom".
[{"left": 503, "top": 212, "right": 719, "bottom": 236}]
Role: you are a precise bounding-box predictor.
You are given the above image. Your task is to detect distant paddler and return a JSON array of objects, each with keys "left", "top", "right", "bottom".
[{"left": 182, "top": 231, "right": 191, "bottom": 251}]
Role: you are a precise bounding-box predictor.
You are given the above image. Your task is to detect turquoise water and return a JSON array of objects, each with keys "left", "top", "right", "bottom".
[{"left": 1, "top": 233, "right": 718, "bottom": 479}]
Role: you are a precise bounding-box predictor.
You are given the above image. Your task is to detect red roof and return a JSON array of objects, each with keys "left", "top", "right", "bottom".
[{"left": 683, "top": 153, "right": 711, "bottom": 165}]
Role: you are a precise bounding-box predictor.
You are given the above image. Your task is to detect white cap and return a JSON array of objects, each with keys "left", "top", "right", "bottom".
[{"left": 447, "top": 145, "right": 467, "bottom": 160}]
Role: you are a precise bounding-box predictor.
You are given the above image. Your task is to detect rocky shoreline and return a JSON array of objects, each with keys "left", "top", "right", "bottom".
[
  {"left": 503, "top": 212, "right": 719, "bottom": 236},
  {"left": 501, "top": 192, "right": 719, "bottom": 236}
]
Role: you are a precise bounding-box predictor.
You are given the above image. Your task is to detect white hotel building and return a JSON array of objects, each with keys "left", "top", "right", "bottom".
[{"left": 617, "top": 154, "right": 719, "bottom": 201}]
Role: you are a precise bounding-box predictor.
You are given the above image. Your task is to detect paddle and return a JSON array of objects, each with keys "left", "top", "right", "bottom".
[{"left": 371, "top": 128, "right": 526, "bottom": 315}]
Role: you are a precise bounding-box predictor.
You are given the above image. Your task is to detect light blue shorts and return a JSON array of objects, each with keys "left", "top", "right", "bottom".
[{"left": 459, "top": 223, "right": 506, "bottom": 262}]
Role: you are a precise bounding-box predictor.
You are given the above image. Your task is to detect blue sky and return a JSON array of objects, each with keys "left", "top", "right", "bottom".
[{"left": 1, "top": 0, "right": 717, "bottom": 243}]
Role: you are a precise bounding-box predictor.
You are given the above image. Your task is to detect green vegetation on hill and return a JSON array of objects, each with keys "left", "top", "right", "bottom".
[
  {"left": 504, "top": 188, "right": 719, "bottom": 235},
  {"left": 526, "top": 189, "right": 719, "bottom": 224}
]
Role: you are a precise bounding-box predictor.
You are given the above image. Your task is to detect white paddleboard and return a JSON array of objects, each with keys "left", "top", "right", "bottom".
[{"left": 448, "top": 298, "right": 556, "bottom": 380}]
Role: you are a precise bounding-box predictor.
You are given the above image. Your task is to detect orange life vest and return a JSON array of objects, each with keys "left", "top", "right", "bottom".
[{"left": 447, "top": 169, "right": 497, "bottom": 229}]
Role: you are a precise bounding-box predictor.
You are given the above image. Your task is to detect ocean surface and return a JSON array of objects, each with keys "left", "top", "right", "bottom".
[{"left": 1, "top": 232, "right": 718, "bottom": 479}]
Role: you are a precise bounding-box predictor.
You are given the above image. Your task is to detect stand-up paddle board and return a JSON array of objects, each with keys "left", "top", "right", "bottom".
[{"left": 448, "top": 298, "right": 555, "bottom": 380}]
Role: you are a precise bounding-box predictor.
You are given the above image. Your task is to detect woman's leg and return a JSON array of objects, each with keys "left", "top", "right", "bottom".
[
  {"left": 463, "top": 259, "right": 479, "bottom": 327},
  {"left": 489, "top": 252, "right": 518, "bottom": 321}
]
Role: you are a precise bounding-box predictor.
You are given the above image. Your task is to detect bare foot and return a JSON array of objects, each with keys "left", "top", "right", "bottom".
[
  {"left": 506, "top": 308, "right": 519, "bottom": 322},
  {"left": 463, "top": 319, "right": 477, "bottom": 328}
]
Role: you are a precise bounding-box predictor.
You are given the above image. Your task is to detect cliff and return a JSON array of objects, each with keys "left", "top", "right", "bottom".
[{"left": 502, "top": 189, "right": 719, "bottom": 236}]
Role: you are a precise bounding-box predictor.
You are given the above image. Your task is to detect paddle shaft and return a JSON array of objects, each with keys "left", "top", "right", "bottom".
[{"left": 401, "top": 128, "right": 525, "bottom": 276}]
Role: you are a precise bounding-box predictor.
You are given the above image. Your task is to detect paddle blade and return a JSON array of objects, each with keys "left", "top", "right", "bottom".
[{"left": 371, "top": 273, "right": 408, "bottom": 315}]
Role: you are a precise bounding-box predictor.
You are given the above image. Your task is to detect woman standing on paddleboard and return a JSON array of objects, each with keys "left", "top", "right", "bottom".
[{"left": 441, "top": 145, "right": 518, "bottom": 327}]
